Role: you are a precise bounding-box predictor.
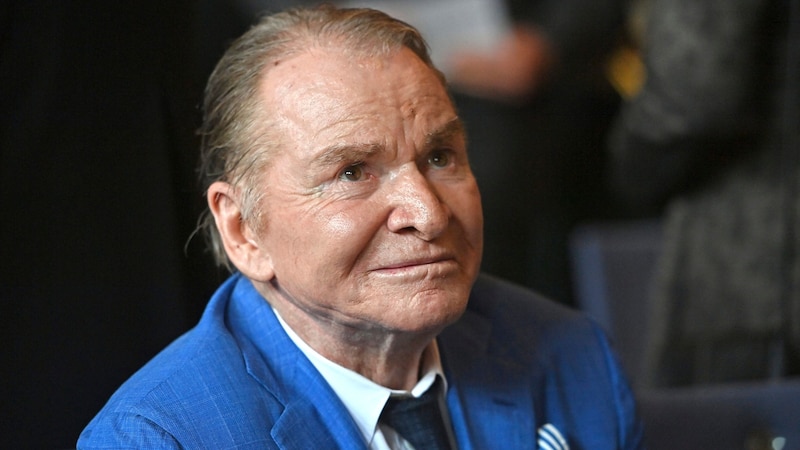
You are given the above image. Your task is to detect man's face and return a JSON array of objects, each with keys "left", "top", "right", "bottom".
[{"left": 251, "top": 46, "right": 483, "bottom": 335}]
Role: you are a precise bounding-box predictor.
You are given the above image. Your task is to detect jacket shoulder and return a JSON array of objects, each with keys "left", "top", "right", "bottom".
[
  {"left": 468, "top": 274, "right": 596, "bottom": 342},
  {"left": 78, "top": 277, "right": 284, "bottom": 448},
  {"left": 447, "top": 274, "right": 644, "bottom": 449}
]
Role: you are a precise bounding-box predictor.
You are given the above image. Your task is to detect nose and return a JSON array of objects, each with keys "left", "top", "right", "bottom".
[{"left": 386, "top": 165, "right": 450, "bottom": 240}]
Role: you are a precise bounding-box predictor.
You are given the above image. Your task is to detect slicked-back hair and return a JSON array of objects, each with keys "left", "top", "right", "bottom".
[{"left": 197, "top": 4, "right": 444, "bottom": 269}]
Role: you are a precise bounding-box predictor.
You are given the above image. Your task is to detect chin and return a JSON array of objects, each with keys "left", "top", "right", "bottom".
[{"left": 409, "top": 289, "right": 469, "bottom": 329}]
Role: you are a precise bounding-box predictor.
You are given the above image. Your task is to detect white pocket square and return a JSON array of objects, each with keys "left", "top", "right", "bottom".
[{"left": 537, "top": 423, "right": 569, "bottom": 450}]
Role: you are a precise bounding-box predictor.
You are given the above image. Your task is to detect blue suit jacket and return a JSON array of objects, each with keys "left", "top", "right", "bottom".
[{"left": 78, "top": 273, "right": 643, "bottom": 449}]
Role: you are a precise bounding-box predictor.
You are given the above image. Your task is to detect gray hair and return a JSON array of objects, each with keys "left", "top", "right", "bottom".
[{"left": 196, "top": 4, "right": 444, "bottom": 268}]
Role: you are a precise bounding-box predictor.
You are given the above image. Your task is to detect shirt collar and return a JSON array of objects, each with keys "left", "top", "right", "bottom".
[{"left": 273, "top": 309, "right": 446, "bottom": 446}]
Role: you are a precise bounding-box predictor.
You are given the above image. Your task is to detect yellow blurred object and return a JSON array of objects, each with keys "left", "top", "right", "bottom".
[{"left": 606, "top": 44, "right": 645, "bottom": 99}]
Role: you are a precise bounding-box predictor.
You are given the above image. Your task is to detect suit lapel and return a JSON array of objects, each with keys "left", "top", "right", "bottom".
[
  {"left": 270, "top": 368, "right": 367, "bottom": 449},
  {"left": 227, "top": 275, "right": 542, "bottom": 449},
  {"left": 439, "top": 308, "right": 538, "bottom": 450},
  {"left": 228, "top": 276, "right": 367, "bottom": 449}
]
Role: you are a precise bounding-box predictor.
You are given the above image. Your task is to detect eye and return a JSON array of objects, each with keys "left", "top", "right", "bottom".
[
  {"left": 338, "top": 163, "right": 365, "bottom": 181},
  {"left": 428, "top": 150, "right": 451, "bottom": 168}
]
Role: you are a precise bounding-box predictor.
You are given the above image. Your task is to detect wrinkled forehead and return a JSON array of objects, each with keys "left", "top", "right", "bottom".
[{"left": 257, "top": 44, "right": 453, "bottom": 139}]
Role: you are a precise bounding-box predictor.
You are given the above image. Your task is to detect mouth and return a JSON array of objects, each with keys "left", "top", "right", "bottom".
[{"left": 372, "top": 254, "right": 457, "bottom": 276}]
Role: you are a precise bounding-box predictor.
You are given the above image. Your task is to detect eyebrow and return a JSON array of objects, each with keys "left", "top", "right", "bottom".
[
  {"left": 309, "top": 142, "right": 384, "bottom": 172},
  {"left": 308, "top": 116, "right": 466, "bottom": 171},
  {"left": 424, "top": 117, "right": 466, "bottom": 150}
]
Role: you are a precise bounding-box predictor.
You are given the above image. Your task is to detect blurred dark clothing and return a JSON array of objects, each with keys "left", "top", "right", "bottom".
[
  {"left": 609, "top": 0, "right": 800, "bottom": 386},
  {"left": 461, "top": 0, "right": 627, "bottom": 304},
  {"left": 0, "top": 2, "right": 221, "bottom": 447}
]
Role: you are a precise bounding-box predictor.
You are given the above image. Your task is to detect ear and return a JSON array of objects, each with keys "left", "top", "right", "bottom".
[{"left": 206, "top": 181, "right": 275, "bottom": 282}]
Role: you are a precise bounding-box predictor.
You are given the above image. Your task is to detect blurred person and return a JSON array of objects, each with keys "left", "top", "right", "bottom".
[
  {"left": 446, "top": 0, "right": 629, "bottom": 305},
  {"left": 609, "top": 0, "right": 800, "bottom": 386},
  {"left": 78, "top": 6, "right": 643, "bottom": 448}
]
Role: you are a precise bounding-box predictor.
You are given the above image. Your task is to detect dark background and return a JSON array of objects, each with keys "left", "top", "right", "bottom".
[{"left": 0, "top": 2, "right": 237, "bottom": 447}]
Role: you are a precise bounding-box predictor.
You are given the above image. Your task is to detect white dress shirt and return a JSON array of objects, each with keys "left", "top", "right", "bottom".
[{"left": 274, "top": 310, "right": 448, "bottom": 449}]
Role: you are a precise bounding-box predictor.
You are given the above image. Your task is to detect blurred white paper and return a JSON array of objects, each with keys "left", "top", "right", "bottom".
[{"left": 337, "top": 0, "right": 511, "bottom": 77}]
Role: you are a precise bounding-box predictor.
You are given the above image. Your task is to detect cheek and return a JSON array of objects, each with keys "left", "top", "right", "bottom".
[
  {"left": 450, "top": 183, "right": 483, "bottom": 241},
  {"left": 301, "top": 207, "right": 381, "bottom": 265},
  {"left": 325, "top": 213, "right": 359, "bottom": 238}
]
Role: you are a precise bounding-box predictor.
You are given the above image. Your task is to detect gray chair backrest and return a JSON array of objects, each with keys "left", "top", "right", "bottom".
[{"left": 569, "top": 219, "right": 663, "bottom": 387}]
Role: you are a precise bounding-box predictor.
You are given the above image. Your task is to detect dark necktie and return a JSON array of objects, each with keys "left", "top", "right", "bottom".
[{"left": 380, "top": 378, "right": 453, "bottom": 450}]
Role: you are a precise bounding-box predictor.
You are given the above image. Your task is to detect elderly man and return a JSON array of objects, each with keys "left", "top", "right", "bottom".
[{"left": 78, "top": 5, "right": 642, "bottom": 449}]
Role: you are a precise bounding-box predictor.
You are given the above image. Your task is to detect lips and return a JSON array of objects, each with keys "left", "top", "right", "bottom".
[{"left": 380, "top": 255, "right": 453, "bottom": 270}]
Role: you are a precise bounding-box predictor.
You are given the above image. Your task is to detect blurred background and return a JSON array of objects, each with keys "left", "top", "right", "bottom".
[{"left": 2, "top": 0, "right": 798, "bottom": 448}]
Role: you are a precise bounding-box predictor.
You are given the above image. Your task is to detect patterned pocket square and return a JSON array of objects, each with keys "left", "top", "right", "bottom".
[{"left": 537, "top": 423, "right": 569, "bottom": 450}]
